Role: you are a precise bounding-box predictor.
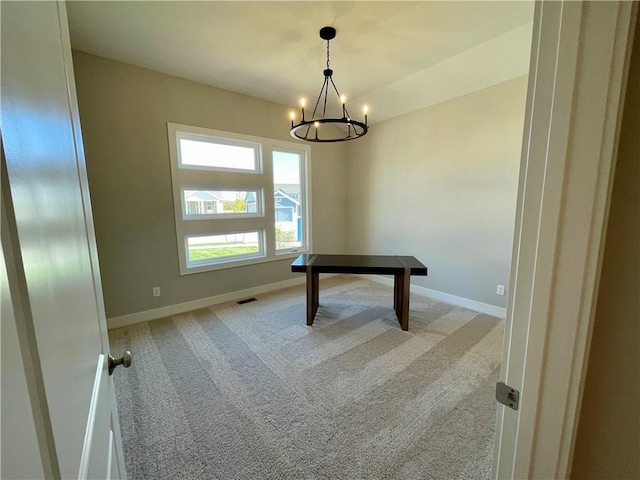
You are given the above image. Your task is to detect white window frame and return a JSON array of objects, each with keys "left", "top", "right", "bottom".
[{"left": 168, "top": 123, "right": 311, "bottom": 275}]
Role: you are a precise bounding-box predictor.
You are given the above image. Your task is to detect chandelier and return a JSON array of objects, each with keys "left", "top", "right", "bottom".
[{"left": 289, "top": 26, "right": 369, "bottom": 143}]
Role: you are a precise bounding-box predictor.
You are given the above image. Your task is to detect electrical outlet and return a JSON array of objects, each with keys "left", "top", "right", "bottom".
[
  {"left": 496, "top": 285, "right": 505, "bottom": 296},
  {"left": 152, "top": 287, "right": 161, "bottom": 297}
]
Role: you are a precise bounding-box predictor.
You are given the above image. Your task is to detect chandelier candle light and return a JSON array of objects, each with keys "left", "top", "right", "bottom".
[{"left": 290, "top": 26, "right": 369, "bottom": 143}]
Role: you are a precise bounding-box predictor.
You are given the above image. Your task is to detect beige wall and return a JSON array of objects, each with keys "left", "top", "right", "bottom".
[
  {"left": 73, "top": 51, "right": 528, "bottom": 318},
  {"left": 571, "top": 19, "right": 640, "bottom": 479},
  {"left": 346, "top": 76, "right": 528, "bottom": 307},
  {"left": 72, "top": 51, "right": 348, "bottom": 319}
]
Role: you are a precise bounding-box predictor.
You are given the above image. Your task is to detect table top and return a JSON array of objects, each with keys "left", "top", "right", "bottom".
[{"left": 291, "top": 254, "right": 428, "bottom": 275}]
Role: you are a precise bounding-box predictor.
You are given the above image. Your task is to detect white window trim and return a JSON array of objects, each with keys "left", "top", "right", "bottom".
[{"left": 168, "top": 123, "right": 312, "bottom": 275}]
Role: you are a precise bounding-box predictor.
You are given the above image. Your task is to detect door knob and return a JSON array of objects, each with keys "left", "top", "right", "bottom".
[{"left": 108, "top": 351, "right": 132, "bottom": 376}]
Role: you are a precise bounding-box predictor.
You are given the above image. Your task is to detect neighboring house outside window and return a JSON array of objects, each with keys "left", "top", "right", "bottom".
[
  {"left": 184, "top": 190, "right": 222, "bottom": 215},
  {"left": 167, "top": 123, "right": 311, "bottom": 274},
  {"left": 274, "top": 187, "right": 302, "bottom": 241}
]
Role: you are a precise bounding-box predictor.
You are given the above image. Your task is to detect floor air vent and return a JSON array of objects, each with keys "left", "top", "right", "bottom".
[{"left": 236, "top": 297, "right": 257, "bottom": 305}]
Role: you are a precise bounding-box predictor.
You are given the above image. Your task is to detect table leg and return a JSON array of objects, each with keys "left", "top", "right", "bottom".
[
  {"left": 394, "top": 274, "right": 405, "bottom": 321},
  {"left": 394, "top": 274, "right": 399, "bottom": 312},
  {"left": 398, "top": 269, "right": 411, "bottom": 331},
  {"left": 312, "top": 271, "right": 319, "bottom": 319},
  {"left": 394, "top": 273, "right": 406, "bottom": 328},
  {"left": 306, "top": 268, "right": 319, "bottom": 326}
]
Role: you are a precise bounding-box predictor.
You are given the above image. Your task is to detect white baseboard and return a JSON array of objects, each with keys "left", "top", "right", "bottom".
[
  {"left": 107, "top": 277, "right": 307, "bottom": 330},
  {"left": 357, "top": 274, "right": 507, "bottom": 319}
]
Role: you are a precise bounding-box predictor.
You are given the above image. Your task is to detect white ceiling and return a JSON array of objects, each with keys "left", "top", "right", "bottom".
[{"left": 67, "top": 1, "right": 534, "bottom": 124}]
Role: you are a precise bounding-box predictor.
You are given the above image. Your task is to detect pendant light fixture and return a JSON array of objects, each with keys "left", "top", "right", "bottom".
[{"left": 289, "top": 26, "right": 369, "bottom": 143}]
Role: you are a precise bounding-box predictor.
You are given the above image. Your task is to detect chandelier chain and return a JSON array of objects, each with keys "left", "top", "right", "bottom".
[{"left": 326, "top": 39, "right": 330, "bottom": 70}]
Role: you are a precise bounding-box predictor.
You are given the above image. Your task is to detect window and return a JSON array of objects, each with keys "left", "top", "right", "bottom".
[
  {"left": 177, "top": 133, "right": 259, "bottom": 172},
  {"left": 168, "top": 123, "right": 311, "bottom": 274},
  {"left": 273, "top": 150, "right": 304, "bottom": 251},
  {"left": 181, "top": 188, "right": 261, "bottom": 219},
  {"left": 187, "top": 232, "right": 262, "bottom": 265}
]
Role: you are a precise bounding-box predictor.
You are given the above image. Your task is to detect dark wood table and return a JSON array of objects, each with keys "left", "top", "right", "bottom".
[{"left": 291, "top": 254, "right": 428, "bottom": 331}]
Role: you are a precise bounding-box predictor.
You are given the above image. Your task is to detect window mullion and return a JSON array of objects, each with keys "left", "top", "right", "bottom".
[{"left": 183, "top": 217, "right": 268, "bottom": 236}]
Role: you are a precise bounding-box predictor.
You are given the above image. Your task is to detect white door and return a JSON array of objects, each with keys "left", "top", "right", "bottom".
[{"left": 1, "top": 1, "right": 127, "bottom": 479}]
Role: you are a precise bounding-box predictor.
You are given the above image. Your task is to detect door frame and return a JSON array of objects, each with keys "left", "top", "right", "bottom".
[{"left": 494, "top": 1, "right": 637, "bottom": 478}]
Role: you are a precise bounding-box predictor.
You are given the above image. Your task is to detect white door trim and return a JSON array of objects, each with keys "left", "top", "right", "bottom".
[{"left": 493, "top": 1, "right": 637, "bottom": 478}]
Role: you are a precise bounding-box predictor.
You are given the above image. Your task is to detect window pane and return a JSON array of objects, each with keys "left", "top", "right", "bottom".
[
  {"left": 179, "top": 137, "right": 257, "bottom": 171},
  {"left": 183, "top": 189, "right": 259, "bottom": 217},
  {"left": 187, "top": 232, "right": 262, "bottom": 264},
  {"left": 273, "top": 151, "right": 303, "bottom": 251}
]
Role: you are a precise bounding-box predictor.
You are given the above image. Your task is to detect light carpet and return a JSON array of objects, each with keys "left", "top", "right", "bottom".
[{"left": 109, "top": 275, "right": 504, "bottom": 479}]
